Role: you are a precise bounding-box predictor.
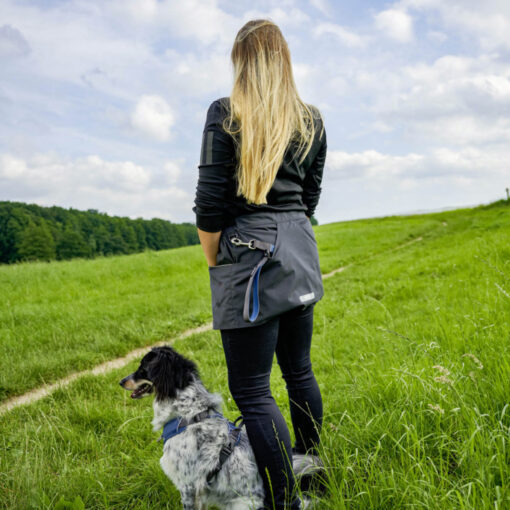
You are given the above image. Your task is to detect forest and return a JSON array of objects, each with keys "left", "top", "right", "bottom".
[{"left": 0, "top": 201, "right": 199, "bottom": 264}]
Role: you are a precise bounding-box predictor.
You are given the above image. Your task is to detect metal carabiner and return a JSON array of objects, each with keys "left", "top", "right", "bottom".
[{"left": 229, "top": 236, "right": 256, "bottom": 249}]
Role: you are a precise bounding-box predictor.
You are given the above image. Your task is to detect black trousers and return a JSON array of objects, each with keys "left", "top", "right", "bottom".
[{"left": 220, "top": 302, "right": 323, "bottom": 510}]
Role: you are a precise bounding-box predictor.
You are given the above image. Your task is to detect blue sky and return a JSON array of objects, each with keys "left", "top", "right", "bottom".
[{"left": 1, "top": 0, "right": 509, "bottom": 225}]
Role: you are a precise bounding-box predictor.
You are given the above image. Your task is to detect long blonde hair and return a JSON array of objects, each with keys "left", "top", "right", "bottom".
[{"left": 222, "top": 19, "right": 325, "bottom": 205}]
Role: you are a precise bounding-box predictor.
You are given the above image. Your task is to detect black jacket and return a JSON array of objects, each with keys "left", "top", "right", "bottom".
[{"left": 192, "top": 97, "right": 327, "bottom": 232}]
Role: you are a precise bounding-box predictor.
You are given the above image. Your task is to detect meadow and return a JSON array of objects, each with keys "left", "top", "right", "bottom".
[{"left": 0, "top": 201, "right": 509, "bottom": 509}]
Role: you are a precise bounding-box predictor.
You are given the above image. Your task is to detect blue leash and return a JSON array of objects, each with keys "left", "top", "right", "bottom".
[{"left": 229, "top": 235, "right": 275, "bottom": 322}]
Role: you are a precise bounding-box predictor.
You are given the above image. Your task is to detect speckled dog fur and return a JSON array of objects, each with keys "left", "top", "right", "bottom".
[{"left": 119, "top": 345, "right": 265, "bottom": 510}]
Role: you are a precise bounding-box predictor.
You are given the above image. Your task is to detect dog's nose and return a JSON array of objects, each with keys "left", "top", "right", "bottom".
[{"left": 119, "top": 377, "right": 126, "bottom": 387}]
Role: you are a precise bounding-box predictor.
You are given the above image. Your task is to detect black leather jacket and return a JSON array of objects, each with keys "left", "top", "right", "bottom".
[{"left": 192, "top": 97, "right": 327, "bottom": 232}]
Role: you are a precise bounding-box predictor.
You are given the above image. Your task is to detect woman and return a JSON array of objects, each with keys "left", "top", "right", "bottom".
[{"left": 192, "top": 19, "right": 327, "bottom": 510}]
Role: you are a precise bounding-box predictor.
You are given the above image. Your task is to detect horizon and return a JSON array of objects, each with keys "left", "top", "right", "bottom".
[{"left": 3, "top": 196, "right": 505, "bottom": 228}]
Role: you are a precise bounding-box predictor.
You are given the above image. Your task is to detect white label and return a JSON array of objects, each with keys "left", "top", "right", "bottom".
[{"left": 299, "top": 292, "right": 315, "bottom": 303}]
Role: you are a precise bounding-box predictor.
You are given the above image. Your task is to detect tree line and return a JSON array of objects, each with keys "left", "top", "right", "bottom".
[{"left": 0, "top": 201, "right": 199, "bottom": 264}]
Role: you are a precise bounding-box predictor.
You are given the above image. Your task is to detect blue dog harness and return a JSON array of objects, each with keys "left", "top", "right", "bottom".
[
  {"left": 229, "top": 235, "right": 275, "bottom": 323},
  {"left": 158, "top": 409, "right": 244, "bottom": 486}
]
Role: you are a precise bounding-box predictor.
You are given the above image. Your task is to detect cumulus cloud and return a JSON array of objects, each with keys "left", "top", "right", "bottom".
[
  {"left": 0, "top": 152, "right": 190, "bottom": 221},
  {"left": 313, "top": 22, "right": 367, "bottom": 48},
  {"left": 327, "top": 150, "right": 424, "bottom": 179},
  {"left": 400, "top": 0, "right": 510, "bottom": 51},
  {"left": 374, "top": 9, "right": 414, "bottom": 43},
  {"left": 309, "top": 0, "right": 332, "bottom": 17},
  {"left": 358, "top": 53, "right": 510, "bottom": 145},
  {"left": 1, "top": 152, "right": 151, "bottom": 191},
  {"left": 163, "top": 160, "right": 182, "bottom": 184},
  {"left": 326, "top": 146, "right": 509, "bottom": 181},
  {"left": 130, "top": 95, "right": 175, "bottom": 141},
  {"left": 108, "top": 0, "right": 239, "bottom": 46}
]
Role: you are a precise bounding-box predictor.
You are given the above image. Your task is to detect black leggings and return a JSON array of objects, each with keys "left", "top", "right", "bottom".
[{"left": 220, "top": 302, "right": 323, "bottom": 510}]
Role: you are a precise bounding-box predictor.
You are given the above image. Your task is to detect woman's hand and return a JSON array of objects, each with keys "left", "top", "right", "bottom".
[{"left": 197, "top": 228, "right": 222, "bottom": 267}]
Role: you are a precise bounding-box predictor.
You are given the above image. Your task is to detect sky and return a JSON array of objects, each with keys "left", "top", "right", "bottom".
[{"left": 1, "top": 0, "right": 509, "bottom": 225}]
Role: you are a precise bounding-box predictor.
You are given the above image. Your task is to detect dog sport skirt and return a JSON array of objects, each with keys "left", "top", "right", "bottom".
[{"left": 208, "top": 210, "right": 324, "bottom": 330}]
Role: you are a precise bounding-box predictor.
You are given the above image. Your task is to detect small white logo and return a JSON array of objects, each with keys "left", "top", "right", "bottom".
[{"left": 299, "top": 292, "right": 315, "bottom": 303}]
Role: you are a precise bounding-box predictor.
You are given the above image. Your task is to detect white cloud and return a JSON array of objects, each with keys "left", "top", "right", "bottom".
[
  {"left": 0, "top": 152, "right": 190, "bottom": 221},
  {"left": 161, "top": 49, "right": 233, "bottom": 97},
  {"left": 84, "top": 155, "right": 151, "bottom": 190},
  {"left": 0, "top": 154, "right": 27, "bottom": 178},
  {"left": 327, "top": 146, "right": 509, "bottom": 181},
  {"left": 309, "top": 0, "right": 332, "bottom": 17},
  {"left": 108, "top": 0, "right": 239, "bottom": 47},
  {"left": 130, "top": 95, "right": 175, "bottom": 142},
  {"left": 328, "top": 150, "right": 424, "bottom": 179},
  {"left": 399, "top": 0, "right": 510, "bottom": 50},
  {"left": 241, "top": 7, "right": 311, "bottom": 29},
  {"left": 374, "top": 9, "right": 414, "bottom": 43},
  {"left": 313, "top": 22, "right": 366, "bottom": 48},
  {"left": 163, "top": 160, "right": 182, "bottom": 184},
  {"left": 348, "top": 51, "right": 510, "bottom": 145}
]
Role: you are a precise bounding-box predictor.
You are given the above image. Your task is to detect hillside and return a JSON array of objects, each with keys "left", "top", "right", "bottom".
[{"left": 0, "top": 200, "right": 509, "bottom": 509}]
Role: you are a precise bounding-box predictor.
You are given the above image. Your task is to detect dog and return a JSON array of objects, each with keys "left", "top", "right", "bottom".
[{"left": 119, "top": 345, "right": 266, "bottom": 510}]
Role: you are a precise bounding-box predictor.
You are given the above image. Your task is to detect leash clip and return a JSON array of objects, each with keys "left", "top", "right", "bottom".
[{"left": 230, "top": 236, "right": 256, "bottom": 249}]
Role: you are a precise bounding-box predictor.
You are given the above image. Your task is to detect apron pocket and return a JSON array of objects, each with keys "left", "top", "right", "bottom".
[
  {"left": 301, "top": 216, "right": 318, "bottom": 245},
  {"left": 215, "top": 226, "right": 237, "bottom": 266},
  {"left": 208, "top": 263, "right": 233, "bottom": 328},
  {"left": 267, "top": 218, "right": 324, "bottom": 308}
]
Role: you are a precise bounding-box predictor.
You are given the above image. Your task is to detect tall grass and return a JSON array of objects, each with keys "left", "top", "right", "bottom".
[
  {"left": 0, "top": 201, "right": 509, "bottom": 508},
  {"left": 1, "top": 211, "right": 440, "bottom": 401}
]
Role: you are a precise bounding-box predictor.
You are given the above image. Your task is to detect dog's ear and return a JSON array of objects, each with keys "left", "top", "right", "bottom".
[{"left": 147, "top": 348, "right": 199, "bottom": 402}]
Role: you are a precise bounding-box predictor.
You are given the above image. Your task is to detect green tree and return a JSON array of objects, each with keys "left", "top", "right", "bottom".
[
  {"left": 0, "top": 205, "right": 30, "bottom": 263},
  {"left": 18, "top": 221, "right": 56, "bottom": 262},
  {"left": 56, "top": 229, "right": 91, "bottom": 260},
  {"left": 133, "top": 220, "right": 147, "bottom": 251},
  {"left": 94, "top": 225, "right": 112, "bottom": 255},
  {"left": 0, "top": 201, "right": 198, "bottom": 264},
  {"left": 120, "top": 222, "right": 138, "bottom": 253}
]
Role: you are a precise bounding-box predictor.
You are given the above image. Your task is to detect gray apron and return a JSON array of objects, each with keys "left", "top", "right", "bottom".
[{"left": 208, "top": 210, "right": 324, "bottom": 330}]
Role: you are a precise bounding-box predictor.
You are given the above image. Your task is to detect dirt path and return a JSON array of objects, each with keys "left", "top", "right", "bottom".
[
  {"left": 0, "top": 235, "right": 423, "bottom": 415},
  {"left": 0, "top": 322, "right": 212, "bottom": 415},
  {"left": 322, "top": 236, "right": 422, "bottom": 278}
]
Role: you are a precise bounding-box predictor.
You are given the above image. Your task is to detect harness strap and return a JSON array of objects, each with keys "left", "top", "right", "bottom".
[
  {"left": 206, "top": 415, "right": 244, "bottom": 486},
  {"left": 158, "top": 410, "right": 244, "bottom": 486},
  {"left": 180, "top": 409, "right": 215, "bottom": 427},
  {"left": 159, "top": 408, "right": 218, "bottom": 444}
]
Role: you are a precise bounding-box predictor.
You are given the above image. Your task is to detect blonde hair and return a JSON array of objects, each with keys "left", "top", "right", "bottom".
[{"left": 222, "top": 19, "right": 325, "bottom": 205}]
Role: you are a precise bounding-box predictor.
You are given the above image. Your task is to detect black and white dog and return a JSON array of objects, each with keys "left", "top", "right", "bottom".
[{"left": 119, "top": 345, "right": 265, "bottom": 510}]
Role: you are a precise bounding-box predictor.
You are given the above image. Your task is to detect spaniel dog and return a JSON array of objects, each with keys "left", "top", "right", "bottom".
[{"left": 119, "top": 345, "right": 265, "bottom": 510}]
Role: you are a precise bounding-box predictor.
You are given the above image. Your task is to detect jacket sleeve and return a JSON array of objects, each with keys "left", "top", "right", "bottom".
[
  {"left": 192, "top": 99, "right": 236, "bottom": 232},
  {"left": 302, "top": 125, "right": 327, "bottom": 219}
]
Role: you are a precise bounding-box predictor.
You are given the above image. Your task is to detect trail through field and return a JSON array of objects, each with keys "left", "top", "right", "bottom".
[{"left": 0, "top": 235, "right": 423, "bottom": 415}]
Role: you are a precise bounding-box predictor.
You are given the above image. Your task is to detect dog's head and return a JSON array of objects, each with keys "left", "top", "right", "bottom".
[{"left": 119, "top": 345, "right": 199, "bottom": 402}]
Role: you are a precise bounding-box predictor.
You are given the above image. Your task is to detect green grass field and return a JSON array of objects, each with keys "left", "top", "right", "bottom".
[{"left": 1, "top": 201, "right": 509, "bottom": 509}]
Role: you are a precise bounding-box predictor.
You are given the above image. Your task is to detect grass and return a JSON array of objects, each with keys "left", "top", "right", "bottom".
[
  {"left": 1, "top": 210, "right": 439, "bottom": 402},
  {"left": 0, "top": 200, "right": 509, "bottom": 509}
]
